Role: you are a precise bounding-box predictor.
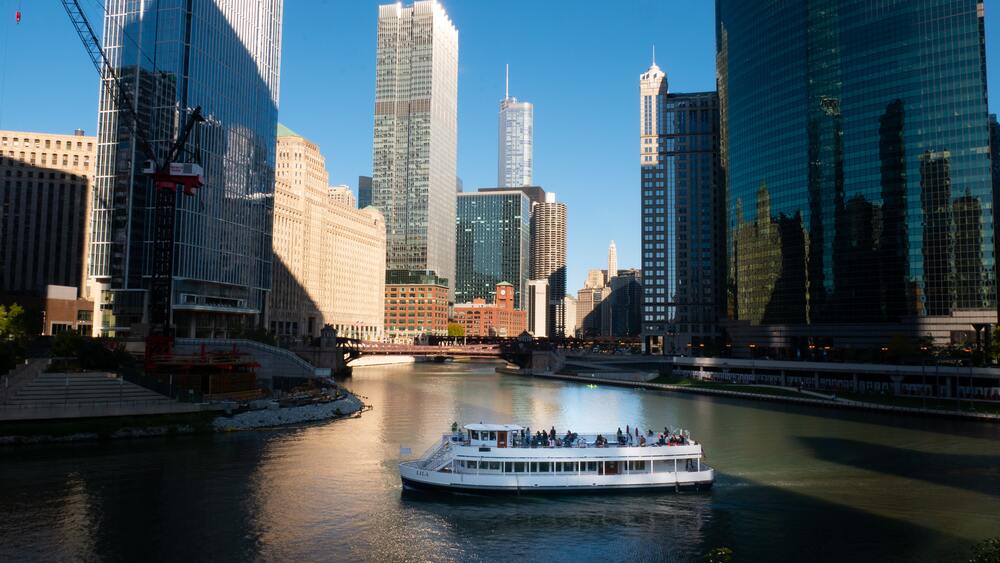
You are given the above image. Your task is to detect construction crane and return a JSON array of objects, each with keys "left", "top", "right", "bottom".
[{"left": 59, "top": 0, "right": 205, "bottom": 358}]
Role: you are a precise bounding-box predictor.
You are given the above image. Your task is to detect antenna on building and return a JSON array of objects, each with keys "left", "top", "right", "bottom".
[
  {"left": 505, "top": 63, "right": 509, "bottom": 99},
  {"left": 652, "top": 43, "right": 656, "bottom": 66}
]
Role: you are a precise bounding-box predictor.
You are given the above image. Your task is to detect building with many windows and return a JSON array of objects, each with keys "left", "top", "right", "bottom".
[
  {"left": 531, "top": 192, "right": 568, "bottom": 337},
  {"left": 453, "top": 282, "right": 526, "bottom": 337},
  {"left": 639, "top": 55, "right": 724, "bottom": 355},
  {"left": 498, "top": 65, "right": 533, "bottom": 188},
  {"left": 372, "top": 1, "right": 459, "bottom": 297},
  {"left": 717, "top": 0, "right": 995, "bottom": 356},
  {"left": 384, "top": 270, "right": 450, "bottom": 341},
  {"left": 269, "top": 125, "right": 386, "bottom": 343},
  {"left": 88, "top": 0, "right": 283, "bottom": 337},
  {"left": 455, "top": 189, "right": 531, "bottom": 308},
  {"left": 1, "top": 129, "right": 95, "bottom": 298}
]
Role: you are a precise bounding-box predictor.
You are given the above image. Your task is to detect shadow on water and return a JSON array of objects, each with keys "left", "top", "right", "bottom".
[
  {"left": 398, "top": 472, "right": 973, "bottom": 563},
  {"left": 633, "top": 384, "right": 1000, "bottom": 442},
  {"left": 796, "top": 436, "right": 1000, "bottom": 498}
]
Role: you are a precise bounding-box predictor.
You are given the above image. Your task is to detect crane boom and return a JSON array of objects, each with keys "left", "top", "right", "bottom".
[
  {"left": 59, "top": 0, "right": 159, "bottom": 168},
  {"left": 60, "top": 0, "right": 206, "bottom": 354}
]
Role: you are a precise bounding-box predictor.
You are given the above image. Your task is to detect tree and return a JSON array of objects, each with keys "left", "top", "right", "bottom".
[
  {"left": 447, "top": 323, "right": 465, "bottom": 337},
  {"left": 0, "top": 303, "right": 28, "bottom": 341},
  {"left": 971, "top": 537, "right": 1000, "bottom": 563},
  {"left": 51, "top": 331, "right": 84, "bottom": 358}
]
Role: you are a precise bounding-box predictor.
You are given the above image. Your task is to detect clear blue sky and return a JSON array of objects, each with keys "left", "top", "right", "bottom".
[{"left": 1, "top": 1, "right": 998, "bottom": 292}]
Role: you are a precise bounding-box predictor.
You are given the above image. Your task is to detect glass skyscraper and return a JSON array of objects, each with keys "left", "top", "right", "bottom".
[
  {"left": 498, "top": 66, "right": 533, "bottom": 188},
  {"left": 89, "top": 0, "right": 283, "bottom": 337},
  {"left": 455, "top": 190, "right": 531, "bottom": 308},
  {"left": 639, "top": 57, "right": 724, "bottom": 355},
  {"left": 372, "top": 1, "right": 459, "bottom": 296},
  {"left": 717, "top": 0, "right": 994, "bottom": 356}
]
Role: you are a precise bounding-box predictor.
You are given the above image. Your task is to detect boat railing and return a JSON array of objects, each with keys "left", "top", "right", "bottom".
[{"left": 507, "top": 432, "right": 695, "bottom": 449}]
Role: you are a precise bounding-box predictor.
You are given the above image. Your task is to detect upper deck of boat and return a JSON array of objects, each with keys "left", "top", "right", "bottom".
[{"left": 443, "top": 424, "right": 703, "bottom": 460}]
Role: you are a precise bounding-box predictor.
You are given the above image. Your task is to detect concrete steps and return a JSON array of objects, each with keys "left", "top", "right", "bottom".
[{"left": 6, "top": 372, "right": 172, "bottom": 406}]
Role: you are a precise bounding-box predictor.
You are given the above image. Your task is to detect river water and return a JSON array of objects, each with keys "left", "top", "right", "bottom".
[{"left": 2, "top": 361, "right": 999, "bottom": 562}]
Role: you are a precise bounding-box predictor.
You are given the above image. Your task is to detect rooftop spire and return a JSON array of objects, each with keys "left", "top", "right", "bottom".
[
  {"left": 505, "top": 63, "right": 509, "bottom": 99},
  {"left": 652, "top": 43, "right": 656, "bottom": 66}
]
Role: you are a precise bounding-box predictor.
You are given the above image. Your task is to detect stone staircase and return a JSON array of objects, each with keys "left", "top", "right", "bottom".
[{"left": 5, "top": 372, "right": 173, "bottom": 407}]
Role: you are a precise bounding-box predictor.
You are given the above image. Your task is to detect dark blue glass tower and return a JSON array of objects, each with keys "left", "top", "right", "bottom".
[
  {"left": 717, "top": 0, "right": 994, "bottom": 356},
  {"left": 455, "top": 190, "right": 531, "bottom": 309}
]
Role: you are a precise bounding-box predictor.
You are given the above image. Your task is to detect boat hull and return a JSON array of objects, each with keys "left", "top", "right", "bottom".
[
  {"left": 401, "top": 476, "right": 713, "bottom": 495},
  {"left": 399, "top": 462, "right": 714, "bottom": 496}
]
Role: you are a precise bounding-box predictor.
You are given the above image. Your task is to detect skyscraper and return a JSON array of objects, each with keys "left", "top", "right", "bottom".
[
  {"left": 498, "top": 65, "right": 533, "bottom": 187},
  {"left": 455, "top": 189, "right": 531, "bottom": 308},
  {"left": 717, "top": 0, "right": 994, "bottom": 356},
  {"left": 88, "top": 0, "right": 283, "bottom": 337},
  {"left": 607, "top": 241, "right": 618, "bottom": 284},
  {"left": 372, "top": 1, "right": 459, "bottom": 296},
  {"left": 531, "top": 193, "right": 567, "bottom": 337},
  {"left": 639, "top": 54, "right": 724, "bottom": 355}
]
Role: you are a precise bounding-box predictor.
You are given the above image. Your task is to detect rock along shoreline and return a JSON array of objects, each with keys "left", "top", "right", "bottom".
[{"left": 212, "top": 393, "right": 364, "bottom": 432}]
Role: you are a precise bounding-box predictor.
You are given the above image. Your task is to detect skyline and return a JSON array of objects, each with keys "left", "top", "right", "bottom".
[{"left": 1, "top": 1, "right": 998, "bottom": 292}]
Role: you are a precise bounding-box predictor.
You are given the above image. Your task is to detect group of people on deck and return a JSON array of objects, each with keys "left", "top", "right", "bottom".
[
  {"left": 511, "top": 424, "right": 690, "bottom": 448},
  {"left": 517, "top": 426, "right": 580, "bottom": 448}
]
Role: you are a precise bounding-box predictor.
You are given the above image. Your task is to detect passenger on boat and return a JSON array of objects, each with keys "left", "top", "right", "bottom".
[
  {"left": 639, "top": 435, "right": 647, "bottom": 446},
  {"left": 549, "top": 426, "right": 556, "bottom": 440}
]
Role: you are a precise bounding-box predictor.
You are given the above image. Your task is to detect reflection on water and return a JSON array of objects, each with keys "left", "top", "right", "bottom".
[{"left": 1, "top": 361, "right": 999, "bottom": 562}]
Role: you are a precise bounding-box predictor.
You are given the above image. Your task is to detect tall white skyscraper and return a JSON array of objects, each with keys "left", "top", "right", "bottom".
[
  {"left": 531, "top": 192, "right": 567, "bottom": 337},
  {"left": 498, "top": 65, "right": 533, "bottom": 187},
  {"left": 608, "top": 240, "right": 618, "bottom": 281},
  {"left": 372, "top": 1, "right": 459, "bottom": 295}
]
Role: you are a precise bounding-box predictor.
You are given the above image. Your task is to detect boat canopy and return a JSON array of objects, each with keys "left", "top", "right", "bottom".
[{"left": 464, "top": 423, "right": 523, "bottom": 432}]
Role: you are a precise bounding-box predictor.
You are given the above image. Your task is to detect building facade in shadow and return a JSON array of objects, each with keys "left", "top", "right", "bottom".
[
  {"left": 88, "top": 0, "right": 283, "bottom": 338},
  {"left": 718, "top": 0, "right": 995, "bottom": 356}
]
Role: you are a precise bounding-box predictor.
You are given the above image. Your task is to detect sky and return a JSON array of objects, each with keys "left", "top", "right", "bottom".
[{"left": 0, "top": 1, "right": 998, "bottom": 293}]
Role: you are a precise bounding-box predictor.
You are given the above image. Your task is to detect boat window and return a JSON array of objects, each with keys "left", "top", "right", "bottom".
[
  {"left": 554, "top": 463, "right": 563, "bottom": 473},
  {"left": 562, "top": 462, "right": 576, "bottom": 472},
  {"left": 585, "top": 461, "right": 598, "bottom": 472},
  {"left": 468, "top": 461, "right": 478, "bottom": 469},
  {"left": 513, "top": 462, "right": 525, "bottom": 473},
  {"left": 504, "top": 462, "right": 513, "bottom": 473},
  {"left": 538, "top": 462, "right": 550, "bottom": 472},
  {"left": 488, "top": 462, "right": 500, "bottom": 471},
  {"left": 489, "top": 431, "right": 497, "bottom": 440},
  {"left": 529, "top": 462, "right": 538, "bottom": 473},
  {"left": 629, "top": 460, "right": 646, "bottom": 471},
  {"left": 471, "top": 430, "right": 479, "bottom": 440}
]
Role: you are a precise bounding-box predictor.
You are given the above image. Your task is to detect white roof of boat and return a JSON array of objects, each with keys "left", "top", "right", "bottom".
[{"left": 464, "top": 423, "right": 524, "bottom": 431}]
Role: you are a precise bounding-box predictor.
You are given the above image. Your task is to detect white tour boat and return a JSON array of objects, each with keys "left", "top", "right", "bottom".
[{"left": 399, "top": 423, "right": 714, "bottom": 494}]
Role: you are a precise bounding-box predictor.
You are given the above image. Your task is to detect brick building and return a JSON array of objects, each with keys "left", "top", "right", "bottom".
[{"left": 453, "top": 282, "right": 527, "bottom": 337}]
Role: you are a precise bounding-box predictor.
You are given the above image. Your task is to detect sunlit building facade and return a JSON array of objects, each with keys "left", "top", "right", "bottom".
[
  {"left": 89, "top": 0, "right": 283, "bottom": 337},
  {"left": 372, "top": 1, "right": 459, "bottom": 297},
  {"left": 498, "top": 68, "right": 533, "bottom": 188},
  {"left": 384, "top": 270, "right": 449, "bottom": 342},
  {"left": 269, "top": 126, "right": 386, "bottom": 342},
  {"left": 718, "top": 0, "right": 995, "bottom": 355}
]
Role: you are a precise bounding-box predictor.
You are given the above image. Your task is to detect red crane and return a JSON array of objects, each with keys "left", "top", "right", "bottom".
[{"left": 59, "top": 0, "right": 205, "bottom": 360}]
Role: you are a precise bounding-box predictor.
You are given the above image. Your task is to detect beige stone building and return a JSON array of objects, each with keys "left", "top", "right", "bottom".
[
  {"left": 268, "top": 125, "right": 386, "bottom": 342},
  {"left": 0, "top": 129, "right": 98, "bottom": 334}
]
